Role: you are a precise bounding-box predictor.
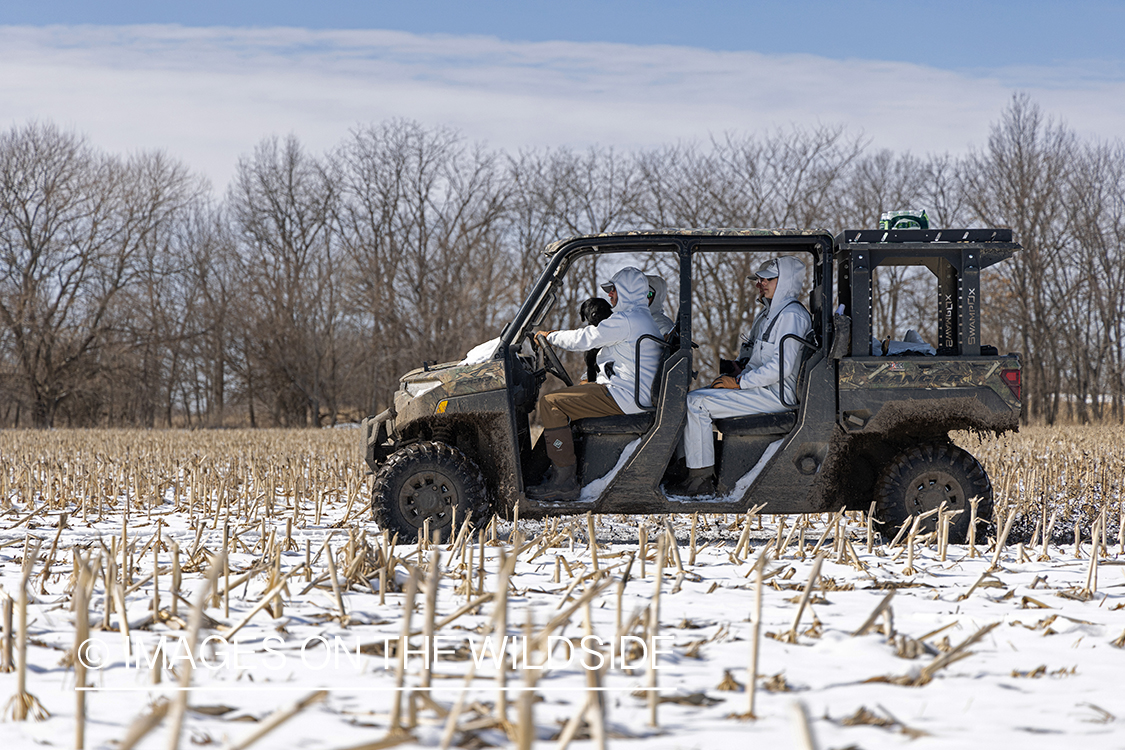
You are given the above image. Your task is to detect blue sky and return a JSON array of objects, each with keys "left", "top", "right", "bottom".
[
  {"left": 2, "top": 2, "right": 1121, "bottom": 189},
  {"left": 5, "top": 1, "right": 1124, "bottom": 71}
]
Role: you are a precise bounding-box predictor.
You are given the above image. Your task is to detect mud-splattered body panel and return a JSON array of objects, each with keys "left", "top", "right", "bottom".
[
  {"left": 838, "top": 356, "right": 1021, "bottom": 436},
  {"left": 840, "top": 357, "right": 1020, "bottom": 407}
]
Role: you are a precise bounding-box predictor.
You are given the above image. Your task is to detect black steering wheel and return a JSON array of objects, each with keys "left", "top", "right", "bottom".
[{"left": 532, "top": 332, "right": 573, "bottom": 387}]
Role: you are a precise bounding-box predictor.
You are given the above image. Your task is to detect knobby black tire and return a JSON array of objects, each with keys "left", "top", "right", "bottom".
[
  {"left": 371, "top": 441, "right": 492, "bottom": 543},
  {"left": 874, "top": 441, "right": 992, "bottom": 544}
]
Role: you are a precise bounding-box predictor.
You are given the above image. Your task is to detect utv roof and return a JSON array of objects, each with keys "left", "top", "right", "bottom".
[
  {"left": 544, "top": 226, "right": 1019, "bottom": 258},
  {"left": 543, "top": 228, "right": 833, "bottom": 256}
]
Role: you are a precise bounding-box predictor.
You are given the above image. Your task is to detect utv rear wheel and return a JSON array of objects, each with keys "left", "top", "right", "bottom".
[
  {"left": 875, "top": 442, "right": 992, "bottom": 544},
  {"left": 371, "top": 441, "right": 491, "bottom": 543}
]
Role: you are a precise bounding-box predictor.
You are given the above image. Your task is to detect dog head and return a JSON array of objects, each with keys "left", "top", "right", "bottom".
[{"left": 580, "top": 297, "right": 613, "bottom": 326}]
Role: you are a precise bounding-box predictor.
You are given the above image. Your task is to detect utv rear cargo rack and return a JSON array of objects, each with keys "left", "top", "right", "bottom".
[{"left": 835, "top": 228, "right": 1021, "bottom": 357}]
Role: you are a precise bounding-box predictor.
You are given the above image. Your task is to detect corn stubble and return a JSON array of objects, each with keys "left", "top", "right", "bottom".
[{"left": 0, "top": 426, "right": 1123, "bottom": 746}]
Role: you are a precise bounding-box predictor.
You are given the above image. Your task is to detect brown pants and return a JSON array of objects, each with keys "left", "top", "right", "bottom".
[{"left": 538, "top": 383, "right": 624, "bottom": 429}]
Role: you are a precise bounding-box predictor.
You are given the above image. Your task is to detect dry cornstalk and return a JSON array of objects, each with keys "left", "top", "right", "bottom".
[
  {"left": 7, "top": 538, "right": 47, "bottom": 722},
  {"left": 586, "top": 512, "right": 599, "bottom": 573},
  {"left": 989, "top": 509, "right": 1018, "bottom": 572},
  {"left": 903, "top": 514, "right": 924, "bottom": 576},
  {"left": 663, "top": 517, "right": 685, "bottom": 573},
  {"left": 774, "top": 515, "right": 787, "bottom": 556},
  {"left": 852, "top": 590, "right": 895, "bottom": 636},
  {"left": 1040, "top": 509, "right": 1060, "bottom": 560},
  {"left": 325, "top": 540, "right": 348, "bottom": 623},
  {"left": 1, "top": 591, "right": 12, "bottom": 673},
  {"left": 389, "top": 567, "right": 420, "bottom": 735},
  {"left": 420, "top": 550, "right": 441, "bottom": 690},
  {"left": 639, "top": 524, "right": 647, "bottom": 578},
  {"left": 915, "top": 622, "right": 1001, "bottom": 685},
  {"left": 779, "top": 517, "right": 801, "bottom": 559},
  {"left": 614, "top": 552, "right": 635, "bottom": 658},
  {"left": 516, "top": 610, "right": 535, "bottom": 750},
  {"left": 581, "top": 597, "right": 607, "bottom": 750},
  {"left": 528, "top": 576, "right": 615, "bottom": 653},
  {"left": 748, "top": 546, "right": 772, "bottom": 719},
  {"left": 866, "top": 500, "right": 877, "bottom": 553},
  {"left": 118, "top": 699, "right": 171, "bottom": 750},
  {"left": 689, "top": 512, "right": 699, "bottom": 565},
  {"left": 219, "top": 563, "right": 304, "bottom": 642},
  {"left": 223, "top": 521, "right": 231, "bottom": 617},
  {"left": 647, "top": 533, "right": 666, "bottom": 728},
  {"left": 790, "top": 700, "right": 819, "bottom": 750},
  {"left": 227, "top": 690, "right": 328, "bottom": 750},
  {"left": 1118, "top": 506, "right": 1124, "bottom": 556},
  {"left": 1084, "top": 516, "right": 1102, "bottom": 595},
  {"left": 493, "top": 549, "right": 517, "bottom": 727},
  {"left": 74, "top": 555, "right": 95, "bottom": 748},
  {"left": 38, "top": 515, "right": 67, "bottom": 596},
  {"left": 809, "top": 510, "right": 845, "bottom": 557},
  {"left": 165, "top": 551, "right": 224, "bottom": 750},
  {"left": 783, "top": 553, "right": 826, "bottom": 644}
]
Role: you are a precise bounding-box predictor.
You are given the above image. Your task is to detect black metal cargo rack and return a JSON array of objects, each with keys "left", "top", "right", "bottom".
[{"left": 834, "top": 228, "right": 1021, "bottom": 357}]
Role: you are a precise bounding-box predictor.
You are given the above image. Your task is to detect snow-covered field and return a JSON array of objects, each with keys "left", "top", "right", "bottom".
[
  {"left": 3, "top": 507, "right": 1124, "bottom": 750},
  {"left": 2, "top": 428, "right": 1124, "bottom": 749}
]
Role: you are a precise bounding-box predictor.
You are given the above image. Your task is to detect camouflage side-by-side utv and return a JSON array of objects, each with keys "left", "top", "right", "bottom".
[{"left": 362, "top": 228, "right": 1022, "bottom": 541}]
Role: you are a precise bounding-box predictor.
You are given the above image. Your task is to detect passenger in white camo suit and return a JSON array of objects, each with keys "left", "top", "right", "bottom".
[{"left": 669, "top": 255, "right": 811, "bottom": 496}]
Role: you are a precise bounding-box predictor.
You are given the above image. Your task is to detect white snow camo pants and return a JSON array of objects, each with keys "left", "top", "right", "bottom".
[{"left": 683, "top": 386, "right": 787, "bottom": 468}]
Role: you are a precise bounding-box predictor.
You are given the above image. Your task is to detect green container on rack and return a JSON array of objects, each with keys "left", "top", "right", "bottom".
[{"left": 879, "top": 209, "right": 930, "bottom": 230}]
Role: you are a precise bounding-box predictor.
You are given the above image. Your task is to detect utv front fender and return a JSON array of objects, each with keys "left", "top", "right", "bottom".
[{"left": 362, "top": 406, "right": 397, "bottom": 472}]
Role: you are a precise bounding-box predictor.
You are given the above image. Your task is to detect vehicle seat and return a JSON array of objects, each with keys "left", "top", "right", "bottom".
[
  {"left": 572, "top": 337, "right": 672, "bottom": 436},
  {"left": 713, "top": 336, "right": 818, "bottom": 436},
  {"left": 714, "top": 410, "right": 797, "bottom": 436}
]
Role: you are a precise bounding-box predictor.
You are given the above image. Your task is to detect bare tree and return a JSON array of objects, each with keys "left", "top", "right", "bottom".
[
  {"left": 964, "top": 94, "right": 1077, "bottom": 423},
  {"left": 334, "top": 121, "right": 514, "bottom": 413},
  {"left": 0, "top": 124, "right": 201, "bottom": 427},
  {"left": 230, "top": 135, "right": 340, "bottom": 426},
  {"left": 1065, "top": 140, "right": 1125, "bottom": 421}
]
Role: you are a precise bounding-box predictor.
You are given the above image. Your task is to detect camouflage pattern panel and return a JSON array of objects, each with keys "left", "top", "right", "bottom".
[
  {"left": 394, "top": 360, "right": 508, "bottom": 427},
  {"left": 401, "top": 360, "right": 507, "bottom": 394},
  {"left": 839, "top": 356, "right": 1021, "bottom": 410}
]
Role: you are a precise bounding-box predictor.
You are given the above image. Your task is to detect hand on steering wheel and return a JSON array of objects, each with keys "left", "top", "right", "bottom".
[{"left": 531, "top": 331, "right": 573, "bottom": 387}]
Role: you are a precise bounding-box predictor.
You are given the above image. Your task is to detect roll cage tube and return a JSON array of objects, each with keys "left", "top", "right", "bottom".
[
  {"left": 502, "top": 233, "right": 833, "bottom": 373},
  {"left": 501, "top": 238, "right": 688, "bottom": 350},
  {"left": 635, "top": 334, "right": 675, "bottom": 411}
]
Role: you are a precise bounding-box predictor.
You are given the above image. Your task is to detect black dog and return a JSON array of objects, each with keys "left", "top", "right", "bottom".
[{"left": 579, "top": 297, "right": 613, "bottom": 383}]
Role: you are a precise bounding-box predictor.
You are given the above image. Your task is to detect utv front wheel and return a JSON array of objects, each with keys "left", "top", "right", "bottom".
[
  {"left": 371, "top": 442, "right": 491, "bottom": 543},
  {"left": 875, "top": 442, "right": 992, "bottom": 543}
]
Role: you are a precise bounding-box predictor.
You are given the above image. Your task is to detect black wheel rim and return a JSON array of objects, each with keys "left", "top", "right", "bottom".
[
  {"left": 905, "top": 469, "right": 964, "bottom": 521},
  {"left": 397, "top": 470, "right": 457, "bottom": 527}
]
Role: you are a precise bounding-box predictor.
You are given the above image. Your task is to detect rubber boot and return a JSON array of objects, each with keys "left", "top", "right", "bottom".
[
  {"left": 528, "top": 427, "right": 580, "bottom": 501},
  {"left": 665, "top": 466, "right": 716, "bottom": 497}
]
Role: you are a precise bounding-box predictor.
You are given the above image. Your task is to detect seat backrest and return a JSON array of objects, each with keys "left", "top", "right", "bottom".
[
  {"left": 779, "top": 331, "right": 819, "bottom": 409},
  {"left": 634, "top": 333, "right": 674, "bottom": 412}
]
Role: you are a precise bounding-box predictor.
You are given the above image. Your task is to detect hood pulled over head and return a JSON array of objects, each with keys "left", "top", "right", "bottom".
[
  {"left": 645, "top": 274, "right": 668, "bottom": 316},
  {"left": 606, "top": 266, "right": 651, "bottom": 309},
  {"left": 762, "top": 255, "right": 807, "bottom": 324}
]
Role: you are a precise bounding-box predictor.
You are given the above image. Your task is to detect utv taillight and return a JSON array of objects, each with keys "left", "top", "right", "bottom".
[{"left": 1000, "top": 369, "right": 1021, "bottom": 401}]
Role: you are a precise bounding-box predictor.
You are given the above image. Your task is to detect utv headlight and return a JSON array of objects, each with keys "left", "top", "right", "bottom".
[{"left": 404, "top": 380, "right": 442, "bottom": 398}]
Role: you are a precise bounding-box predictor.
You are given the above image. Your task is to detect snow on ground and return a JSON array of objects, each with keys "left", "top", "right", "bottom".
[{"left": 2, "top": 502, "right": 1123, "bottom": 750}]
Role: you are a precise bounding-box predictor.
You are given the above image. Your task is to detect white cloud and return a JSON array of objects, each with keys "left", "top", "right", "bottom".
[{"left": 2, "top": 25, "right": 1122, "bottom": 191}]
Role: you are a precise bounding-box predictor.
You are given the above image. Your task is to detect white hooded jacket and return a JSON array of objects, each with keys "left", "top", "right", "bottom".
[
  {"left": 736, "top": 256, "right": 812, "bottom": 402},
  {"left": 548, "top": 267, "right": 663, "bottom": 414},
  {"left": 646, "top": 274, "right": 675, "bottom": 337}
]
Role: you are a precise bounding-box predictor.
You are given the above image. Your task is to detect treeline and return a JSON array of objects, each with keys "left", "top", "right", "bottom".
[{"left": 2, "top": 95, "right": 1123, "bottom": 428}]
